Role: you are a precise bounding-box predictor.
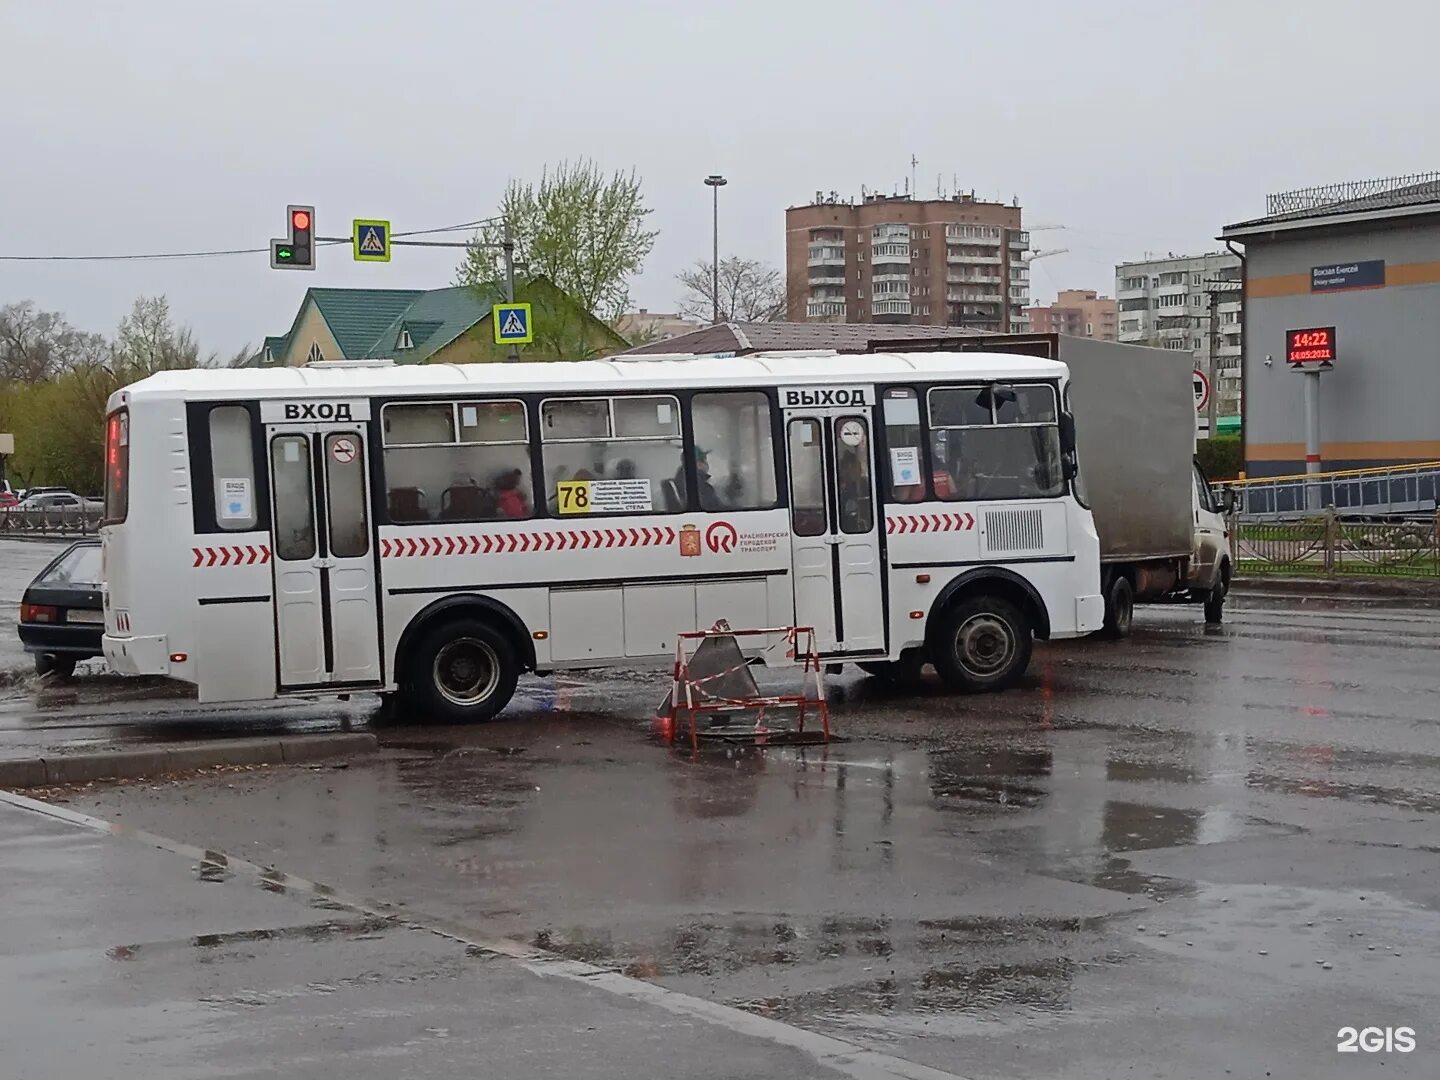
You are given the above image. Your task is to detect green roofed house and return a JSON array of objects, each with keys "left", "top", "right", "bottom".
[{"left": 248, "top": 278, "right": 628, "bottom": 367}]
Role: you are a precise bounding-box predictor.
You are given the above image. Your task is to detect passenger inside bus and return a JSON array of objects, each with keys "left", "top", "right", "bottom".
[{"left": 494, "top": 469, "right": 530, "bottom": 519}]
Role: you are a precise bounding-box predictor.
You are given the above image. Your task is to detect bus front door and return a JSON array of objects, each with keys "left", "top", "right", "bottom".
[
  {"left": 783, "top": 406, "right": 886, "bottom": 656},
  {"left": 267, "top": 425, "right": 382, "bottom": 689}
]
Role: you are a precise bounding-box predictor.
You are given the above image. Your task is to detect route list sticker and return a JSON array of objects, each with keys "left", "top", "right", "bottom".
[
  {"left": 555, "top": 478, "right": 653, "bottom": 515},
  {"left": 889, "top": 447, "right": 921, "bottom": 486},
  {"left": 219, "top": 477, "right": 253, "bottom": 520}
]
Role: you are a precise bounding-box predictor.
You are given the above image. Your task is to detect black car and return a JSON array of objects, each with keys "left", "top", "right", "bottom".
[{"left": 18, "top": 540, "right": 104, "bottom": 677}]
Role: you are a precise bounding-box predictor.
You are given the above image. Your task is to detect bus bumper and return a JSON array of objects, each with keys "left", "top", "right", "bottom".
[
  {"left": 103, "top": 633, "right": 170, "bottom": 676},
  {"left": 1075, "top": 593, "right": 1104, "bottom": 635}
]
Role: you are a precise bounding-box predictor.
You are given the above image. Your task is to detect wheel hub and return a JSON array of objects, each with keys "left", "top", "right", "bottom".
[
  {"left": 433, "top": 638, "right": 500, "bottom": 706},
  {"left": 956, "top": 614, "right": 1015, "bottom": 676}
]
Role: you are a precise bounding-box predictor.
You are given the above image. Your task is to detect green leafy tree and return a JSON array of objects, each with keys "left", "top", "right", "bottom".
[
  {"left": 456, "top": 160, "right": 658, "bottom": 322},
  {"left": 114, "top": 295, "right": 209, "bottom": 377}
]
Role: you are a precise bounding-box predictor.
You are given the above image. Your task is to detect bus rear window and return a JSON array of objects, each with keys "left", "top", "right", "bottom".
[{"left": 104, "top": 409, "right": 129, "bottom": 523}]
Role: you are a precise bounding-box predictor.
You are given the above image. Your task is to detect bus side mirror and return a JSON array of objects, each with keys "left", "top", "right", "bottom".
[
  {"left": 1058, "top": 412, "right": 1077, "bottom": 454},
  {"left": 1220, "top": 487, "right": 1238, "bottom": 512}
]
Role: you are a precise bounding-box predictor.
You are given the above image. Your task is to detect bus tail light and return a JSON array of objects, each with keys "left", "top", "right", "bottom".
[{"left": 21, "top": 603, "right": 58, "bottom": 624}]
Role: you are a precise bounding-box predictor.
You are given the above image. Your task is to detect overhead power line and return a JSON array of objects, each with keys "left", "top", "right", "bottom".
[{"left": 0, "top": 215, "right": 503, "bottom": 263}]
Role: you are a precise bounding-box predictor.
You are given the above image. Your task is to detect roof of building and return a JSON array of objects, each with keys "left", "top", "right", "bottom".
[
  {"left": 622, "top": 321, "right": 987, "bottom": 356},
  {"left": 1223, "top": 175, "right": 1440, "bottom": 237},
  {"left": 362, "top": 285, "right": 504, "bottom": 364},
  {"left": 307, "top": 288, "right": 424, "bottom": 358},
  {"left": 124, "top": 349, "right": 1070, "bottom": 403}
]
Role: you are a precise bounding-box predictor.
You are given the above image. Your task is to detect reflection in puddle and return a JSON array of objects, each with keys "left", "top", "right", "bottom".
[{"left": 928, "top": 748, "right": 1052, "bottom": 810}]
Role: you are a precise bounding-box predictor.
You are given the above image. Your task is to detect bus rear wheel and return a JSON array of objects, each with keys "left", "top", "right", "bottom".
[
  {"left": 405, "top": 618, "right": 519, "bottom": 723},
  {"left": 931, "top": 596, "right": 1032, "bottom": 693}
]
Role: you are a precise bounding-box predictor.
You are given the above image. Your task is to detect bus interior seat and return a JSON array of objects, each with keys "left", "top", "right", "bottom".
[
  {"left": 442, "top": 484, "right": 495, "bottom": 520},
  {"left": 661, "top": 479, "right": 684, "bottom": 512},
  {"left": 388, "top": 487, "right": 427, "bottom": 522}
]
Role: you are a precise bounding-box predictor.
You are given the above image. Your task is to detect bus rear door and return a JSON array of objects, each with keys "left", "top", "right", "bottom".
[
  {"left": 263, "top": 401, "right": 382, "bottom": 689},
  {"left": 782, "top": 389, "right": 886, "bottom": 655}
]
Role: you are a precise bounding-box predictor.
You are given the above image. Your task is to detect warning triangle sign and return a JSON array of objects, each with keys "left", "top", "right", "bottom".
[
  {"left": 359, "top": 227, "right": 385, "bottom": 253},
  {"left": 501, "top": 310, "right": 527, "bottom": 336}
]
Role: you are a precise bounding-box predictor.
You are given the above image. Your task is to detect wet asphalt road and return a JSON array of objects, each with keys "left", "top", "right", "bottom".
[{"left": 1, "top": 594, "right": 1437, "bottom": 1078}]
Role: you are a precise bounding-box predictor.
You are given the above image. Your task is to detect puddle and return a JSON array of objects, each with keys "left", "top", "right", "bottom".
[
  {"left": 928, "top": 748, "right": 1052, "bottom": 810},
  {"left": 107, "top": 916, "right": 392, "bottom": 960}
]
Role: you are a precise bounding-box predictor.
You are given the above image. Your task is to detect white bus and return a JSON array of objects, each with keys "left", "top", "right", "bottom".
[{"left": 101, "top": 352, "right": 1103, "bottom": 721}]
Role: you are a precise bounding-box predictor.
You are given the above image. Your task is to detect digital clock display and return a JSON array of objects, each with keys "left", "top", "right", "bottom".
[{"left": 1285, "top": 326, "right": 1336, "bottom": 365}]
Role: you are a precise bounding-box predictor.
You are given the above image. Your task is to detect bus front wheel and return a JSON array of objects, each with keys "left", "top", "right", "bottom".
[
  {"left": 405, "top": 618, "right": 519, "bottom": 723},
  {"left": 931, "top": 596, "right": 1032, "bottom": 693}
]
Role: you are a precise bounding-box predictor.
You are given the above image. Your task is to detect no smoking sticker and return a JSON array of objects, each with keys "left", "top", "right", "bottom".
[
  {"left": 839, "top": 420, "right": 866, "bottom": 447},
  {"left": 330, "top": 437, "right": 358, "bottom": 464}
]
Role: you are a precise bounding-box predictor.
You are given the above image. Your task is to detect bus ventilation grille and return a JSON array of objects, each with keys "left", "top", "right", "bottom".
[{"left": 983, "top": 508, "right": 1044, "bottom": 552}]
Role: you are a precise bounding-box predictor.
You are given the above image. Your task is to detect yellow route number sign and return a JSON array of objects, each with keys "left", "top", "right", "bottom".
[
  {"left": 556, "top": 480, "right": 592, "bottom": 514},
  {"left": 555, "top": 478, "right": 653, "bottom": 515}
]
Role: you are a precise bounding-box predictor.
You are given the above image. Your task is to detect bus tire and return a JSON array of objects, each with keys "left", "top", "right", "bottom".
[
  {"left": 405, "top": 617, "right": 519, "bottom": 723},
  {"left": 857, "top": 650, "right": 926, "bottom": 685},
  {"left": 34, "top": 654, "right": 77, "bottom": 679},
  {"left": 931, "top": 595, "right": 1032, "bottom": 693},
  {"left": 1101, "top": 575, "right": 1135, "bottom": 638}
]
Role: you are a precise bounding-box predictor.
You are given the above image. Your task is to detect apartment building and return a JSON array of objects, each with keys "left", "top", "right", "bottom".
[
  {"left": 1026, "top": 289, "right": 1117, "bottom": 340},
  {"left": 786, "top": 191, "right": 1031, "bottom": 331},
  {"left": 1115, "top": 252, "right": 1243, "bottom": 416}
]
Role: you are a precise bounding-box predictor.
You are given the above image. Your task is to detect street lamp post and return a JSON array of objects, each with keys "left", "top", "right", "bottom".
[{"left": 704, "top": 174, "right": 727, "bottom": 324}]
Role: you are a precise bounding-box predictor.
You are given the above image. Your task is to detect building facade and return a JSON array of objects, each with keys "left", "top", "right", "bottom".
[
  {"left": 613, "top": 310, "right": 703, "bottom": 345},
  {"left": 1222, "top": 174, "right": 1440, "bottom": 476},
  {"left": 1115, "top": 252, "right": 1242, "bottom": 418},
  {"left": 786, "top": 192, "right": 1030, "bottom": 331},
  {"left": 1026, "top": 289, "right": 1117, "bottom": 340}
]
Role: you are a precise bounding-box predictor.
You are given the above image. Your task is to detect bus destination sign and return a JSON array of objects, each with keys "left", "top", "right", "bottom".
[{"left": 1285, "top": 326, "right": 1336, "bottom": 366}]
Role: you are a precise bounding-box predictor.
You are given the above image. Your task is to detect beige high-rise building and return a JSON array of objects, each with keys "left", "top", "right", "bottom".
[
  {"left": 1026, "top": 289, "right": 1118, "bottom": 340},
  {"left": 786, "top": 191, "right": 1029, "bottom": 330}
]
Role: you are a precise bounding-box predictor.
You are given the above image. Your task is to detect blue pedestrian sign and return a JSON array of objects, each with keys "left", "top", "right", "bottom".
[
  {"left": 352, "top": 219, "right": 391, "bottom": 263},
  {"left": 493, "top": 302, "right": 534, "bottom": 345}
]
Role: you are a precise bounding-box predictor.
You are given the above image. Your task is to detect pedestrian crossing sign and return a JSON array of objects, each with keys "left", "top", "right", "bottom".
[
  {"left": 493, "top": 302, "right": 534, "bottom": 345},
  {"left": 352, "top": 219, "right": 391, "bottom": 263}
]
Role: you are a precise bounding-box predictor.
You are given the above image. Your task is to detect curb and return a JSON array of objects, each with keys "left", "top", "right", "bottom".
[
  {"left": 1234, "top": 575, "right": 1440, "bottom": 600},
  {"left": 0, "top": 732, "right": 377, "bottom": 790}
]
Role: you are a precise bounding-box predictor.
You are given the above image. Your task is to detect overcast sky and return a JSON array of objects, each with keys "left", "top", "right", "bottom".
[{"left": 2, "top": 0, "right": 1435, "bottom": 354}]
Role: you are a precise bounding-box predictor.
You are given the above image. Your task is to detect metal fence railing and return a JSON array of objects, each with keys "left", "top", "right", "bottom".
[
  {"left": 0, "top": 508, "right": 103, "bottom": 538},
  {"left": 1232, "top": 462, "right": 1440, "bottom": 520},
  {"left": 1232, "top": 510, "right": 1440, "bottom": 578}
]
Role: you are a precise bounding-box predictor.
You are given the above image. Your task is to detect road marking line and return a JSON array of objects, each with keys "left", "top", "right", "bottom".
[{"left": 0, "top": 788, "right": 972, "bottom": 1080}]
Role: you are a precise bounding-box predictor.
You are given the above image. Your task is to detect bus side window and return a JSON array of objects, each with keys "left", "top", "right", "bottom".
[
  {"left": 882, "top": 387, "right": 925, "bottom": 503},
  {"left": 381, "top": 401, "right": 532, "bottom": 523},
  {"left": 690, "top": 391, "right": 778, "bottom": 511},
  {"left": 210, "top": 405, "right": 258, "bottom": 531},
  {"left": 540, "top": 396, "right": 682, "bottom": 516}
]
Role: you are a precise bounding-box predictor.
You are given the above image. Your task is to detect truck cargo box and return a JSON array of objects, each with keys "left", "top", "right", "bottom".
[{"left": 1058, "top": 336, "right": 1194, "bottom": 562}]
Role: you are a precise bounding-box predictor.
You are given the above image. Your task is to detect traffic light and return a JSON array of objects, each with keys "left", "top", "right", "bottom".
[{"left": 270, "top": 204, "right": 316, "bottom": 270}]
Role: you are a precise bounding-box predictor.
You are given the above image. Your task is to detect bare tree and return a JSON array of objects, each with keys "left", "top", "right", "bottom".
[
  {"left": 456, "top": 159, "right": 658, "bottom": 322},
  {"left": 0, "top": 302, "right": 88, "bottom": 382},
  {"left": 676, "top": 257, "right": 787, "bottom": 323}
]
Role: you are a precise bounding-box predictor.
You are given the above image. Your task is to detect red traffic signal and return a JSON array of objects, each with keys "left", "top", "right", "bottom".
[{"left": 270, "top": 204, "right": 316, "bottom": 271}]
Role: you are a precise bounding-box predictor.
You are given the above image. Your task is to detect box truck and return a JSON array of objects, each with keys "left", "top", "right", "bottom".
[{"left": 882, "top": 333, "right": 1233, "bottom": 636}]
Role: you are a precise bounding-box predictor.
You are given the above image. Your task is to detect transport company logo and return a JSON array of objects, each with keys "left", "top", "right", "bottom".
[{"left": 705, "top": 521, "right": 738, "bottom": 553}]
